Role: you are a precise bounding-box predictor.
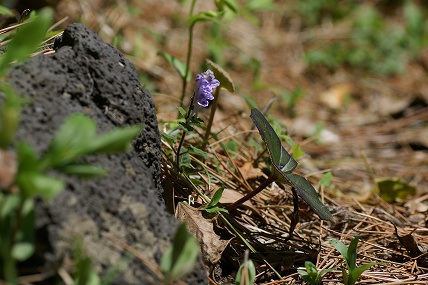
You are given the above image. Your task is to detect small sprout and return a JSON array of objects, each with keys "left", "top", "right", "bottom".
[
  {"left": 235, "top": 250, "right": 256, "bottom": 285},
  {"left": 161, "top": 223, "right": 199, "bottom": 284},
  {"left": 297, "top": 261, "right": 335, "bottom": 285},
  {"left": 329, "top": 237, "right": 381, "bottom": 285},
  {"left": 203, "top": 188, "right": 228, "bottom": 214}
]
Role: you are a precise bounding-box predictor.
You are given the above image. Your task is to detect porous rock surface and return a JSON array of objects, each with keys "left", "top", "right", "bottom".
[{"left": 7, "top": 23, "right": 207, "bottom": 284}]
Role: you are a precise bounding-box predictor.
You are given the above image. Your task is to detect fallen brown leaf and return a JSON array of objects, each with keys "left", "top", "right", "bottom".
[
  {"left": 175, "top": 202, "right": 231, "bottom": 271},
  {"left": 392, "top": 222, "right": 424, "bottom": 256}
]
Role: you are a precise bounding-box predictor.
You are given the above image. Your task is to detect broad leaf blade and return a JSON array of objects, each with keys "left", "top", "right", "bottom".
[
  {"left": 250, "top": 108, "right": 297, "bottom": 173},
  {"left": 282, "top": 173, "right": 334, "bottom": 222}
]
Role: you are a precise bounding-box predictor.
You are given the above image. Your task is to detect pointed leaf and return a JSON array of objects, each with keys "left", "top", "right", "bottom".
[
  {"left": 319, "top": 172, "right": 333, "bottom": 188},
  {"left": 85, "top": 125, "right": 141, "bottom": 154},
  {"left": 0, "top": 6, "right": 14, "bottom": 16},
  {"left": 348, "top": 262, "right": 378, "bottom": 285},
  {"left": 235, "top": 259, "right": 256, "bottom": 285},
  {"left": 58, "top": 164, "right": 107, "bottom": 178},
  {"left": 347, "top": 236, "right": 360, "bottom": 270},
  {"left": 205, "top": 188, "right": 224, "bottom": 209},
  {"left": 250, "top": 108, "right": 297, "bottom": 173},
  {"left": 40, "top": 114, "right": 97, "bottom": 169},
  {"left": 291, "top": 143, "right": 304, "bottom": 159},
  {"left": 329, "top": 239, "right": 349, "bottom": 260},
  {"left": 159, "top": 52, "right": 191, "bottom": 80},
  {"left": 282, "top": 173, "right": 334, "bottom": 222},
  {"left": 0, "top": 8, "right": 53, "bottom": 75}
]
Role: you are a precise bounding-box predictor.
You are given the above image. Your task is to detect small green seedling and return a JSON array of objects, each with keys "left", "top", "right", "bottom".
[
  {"left": 329, "top": 236, "right": 379, "bottom": 285},
  {"left": 161, "top": 223, "right": 199, "bottom": 284},
  {"left": 297, "top": 261, "right": 335, "bottom": 285},
  {"left": 203, "top": 188, "right": 228, "bottom": 214},
  {"left": 235, "top": 250, "right": 256, "bottom": 285},
  {"left": 230, "top": 108, "right": 334, "bottom": 236}
]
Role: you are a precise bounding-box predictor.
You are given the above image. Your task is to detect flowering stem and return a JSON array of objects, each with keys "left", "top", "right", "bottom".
[
  {"left": 201, "top": 86, "right": 220, "bottom": 151},
  {"left": 176, "top": 94, "right": 197, "bottom": 168}
]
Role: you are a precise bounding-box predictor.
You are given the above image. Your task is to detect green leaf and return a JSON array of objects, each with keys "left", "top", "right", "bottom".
[
  {"left": 374, "top": 177, "right": 416, "bottom": 203},
  {"left": 250, "top": 108, "right": 334, "bottom": 222},
  {"left": 11, "top": 242, "right": 34, "bottom": 261},
  {"left": 242, "top": 95, "right": 258, "bottom": 110},
  {"left": 178, "top": 150, "right": 191, "bottom": 169},
  {"left": 347, "top": 236, "right": 359, "bottom": 270},
  {"left": 282, "top": 173, "right": 334, "bottom": 222},
  {"left": 85, "top": 125, "right": 142, "bottom": 154},
  {"left": 329, "top": 239, "right": 349, "bottom": 261},
  {"left": 348, "top": 262, "right": 378, "bottom": 285},
  {"left": 17, "top": 142, "right": 39, "bottom": 173},
  {"left": 203, "top": 188, "right": 228, "bottom": 213},
  {"left": 0, "top": 8, "right": 53, "bottom": 75},
  {"left": 73, "top": 239, "right": 101, "bottom": 285},
  {"left": 205, "top": 188, "right": 224, "bottom": 209},
  {"left": 161, "top": 131, "right": 178, "bottom": 145},
  {"left": 188, "top": 145, "right": 208, "bottom": 160},
  {"left": 319, "top": 172, "right": 333, "bottom": 188},
  {"left": 206, "top": 59, "right": 235, "bottom": 93},
  {"left": 177, "top": 107, "right": 188, "bottom": 117},
  {"left": 161, "top": 223, "right": 199, "bottom": 283},
  {"left": 235, "top": 259, "right": 256, "bottom": 285},
  {"left": 16, "top": 143, "right": 65, "bottom": 199},
  {"left": 215, "top": 0, "right": 238, "bottom": 13},
  {"left": 250, "top": 108, "right": 297, "bottom": 173},
  {"left": 189, "top": 10, "right": 222, "bottom": 25},
  {"left": 0, "top": 5, "right": 14, "bottom": 16},
  {"left": 305, "top": 261, "right": 319, "bottom": 278},
  {"left": 203, "top": 206, "right": 228, "bottom": 213},
  {"left": 0, "top": 194, "right": 20, "bottom": 219},
  {"left": 291, "top": 144, "right": 304, "bottom": 160},
  {"left": 159, "top": 52, "right": 191, "bottom": 80},
  {"left": 58, "top": 164, "right": 107, "bottom": 178},
  {"left": 178, "top": 121, "right": 194, "bottom": 132},
  {"left": 40, "top": 114, "right": 97, "bottom": 169},
  {"left": 22, "top": 174, "right": 64, "bottom": 200},
  {"left": 0, "top": 83, "right": 27, "bottom": 148}
]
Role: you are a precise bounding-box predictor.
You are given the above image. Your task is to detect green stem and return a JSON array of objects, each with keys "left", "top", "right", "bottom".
[
  {"left": 179, "top": 0, "right": 198, "bottom": 109},
  {"left": 201, "top": 87, "right": 220, "bottom": 151},
  {"left": 229, "top": 173, "right": 276, "bottom": 209}
]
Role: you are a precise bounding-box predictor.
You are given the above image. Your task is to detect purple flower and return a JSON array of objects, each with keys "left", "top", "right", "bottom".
[{"left": 193, "top": 70, "right": 220, "bottom": 113}]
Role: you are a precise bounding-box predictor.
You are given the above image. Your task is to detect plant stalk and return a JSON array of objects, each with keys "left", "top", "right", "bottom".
[
  {"left": 229, "top": 173, "right": 276, "bottom": 209},
  {"left": 179, "top": 0, "right": 198, "bottom": 109},
  {"left": 201, "top": 87, "right": 220, "bottom": 151}
]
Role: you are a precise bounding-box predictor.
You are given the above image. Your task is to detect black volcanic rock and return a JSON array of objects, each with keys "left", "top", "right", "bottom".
[{"left": 5, "top": 23, "right": 207, "bottom": 284}]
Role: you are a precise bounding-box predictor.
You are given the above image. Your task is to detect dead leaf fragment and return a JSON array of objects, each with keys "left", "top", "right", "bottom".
[
  {"left": 175, "top": 202, "right": 231, "bottom": 270},
  {"left": 392, "top": 223, "right": 424, "bottom": 256}
]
